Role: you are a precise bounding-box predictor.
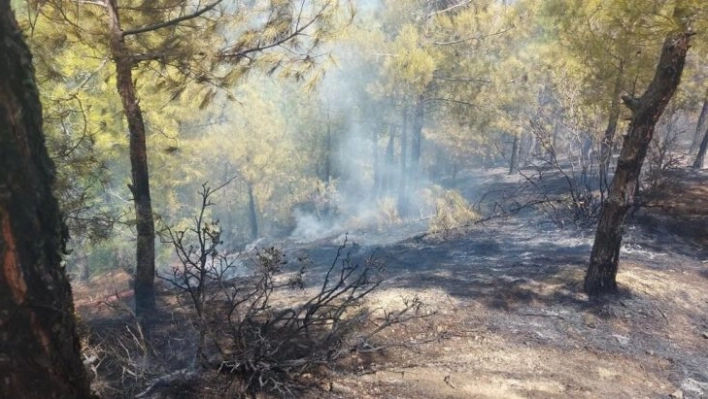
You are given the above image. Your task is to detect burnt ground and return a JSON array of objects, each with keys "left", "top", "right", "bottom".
[
  {"left": 73, "top": 167, "right": 708, "bottom": 399},
  {"left": 289, "top": 167, "right": 708, "bottom": 399},
  {"left": 312, "top": 220, "right": 707, "bottom": 399}
]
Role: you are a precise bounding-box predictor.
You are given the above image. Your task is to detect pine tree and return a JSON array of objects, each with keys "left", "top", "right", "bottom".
[
  {"left": 35, "top": 0, "right": 352, "bottom": 319},
  {"left": 585, "top": 1, "right": 694, "bottom": 296}
]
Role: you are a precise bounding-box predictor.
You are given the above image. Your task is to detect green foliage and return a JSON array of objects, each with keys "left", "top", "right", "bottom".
[{"left": 14, "top": 0, "right": 708, "bottom": 275}]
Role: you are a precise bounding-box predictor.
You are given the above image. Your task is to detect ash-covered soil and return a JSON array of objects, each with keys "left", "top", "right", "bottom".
[
  {"left": 287, "top": 168, "right": 708, "bottom": 399},
  {"left": 285, "top": 215, "right": 707, "bottom": 399},
  {"left": 74, "top": 167, "right": 708, "bottom": 399}
]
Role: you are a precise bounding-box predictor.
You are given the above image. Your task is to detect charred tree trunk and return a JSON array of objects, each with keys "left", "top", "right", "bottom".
[
  {"left": 0, "top": 4, "right": 94, "bottom": 397},
  {"left": 508, "top": 133, "right": 519, "bottom": 175},
  {"left": 78, "top": 251, "right": 90, "bottom": 283},
  {"left": 548, "top": 120, "right": 559, "bottom": 165},
  {"left": 585, "top": 19, "right": 692, "bottom": 297},
  {"left": 398, "top": 105, "right": 409, "bottom": 217},
  {"left": 373, "top": 126, "right": 381, "bottom": 196},
  {"left": 247, "top": 181, "right": 259, "bottom": 239},
  {"left": 689, "top": 89, "right": 708, "bottom": 154},
  {"left": 383, "top": 127, "right": 395, "bottom": 194},
  {"left": 693, "top": 126, "right": 708, "bottom": 169},
  {"left": 107, "top": 0, "right": 156, "bottom": 317},
  {"left": 324, "top": 110, "right": 332, "bottom": 183},
  {"left": 410, "top": 95, "right": 425, "bottom": 190},
  {"left": 599, "top": 64, "right": 625, "bottom": 195}
]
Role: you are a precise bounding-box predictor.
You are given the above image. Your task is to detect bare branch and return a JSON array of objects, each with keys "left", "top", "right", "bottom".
[{"left": 424, "top": 97, "right": 479, "bottom": 108}]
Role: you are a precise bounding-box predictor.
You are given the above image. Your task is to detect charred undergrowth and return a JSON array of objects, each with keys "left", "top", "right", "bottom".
[{"left": 82, "top": 184, "right": 427, "bottom": 398}]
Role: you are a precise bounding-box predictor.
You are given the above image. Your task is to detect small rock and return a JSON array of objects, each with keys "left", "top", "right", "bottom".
[
  {"left": 701, "top": 331, "right": 708, "bottom": 339},
  {"left": 583, "top": 313, "right": 597, "bottom": 329},
  {"left": 646, "top": 350, "right": 655, "bottom": 356},
  {"left": 612, "top": 334, "right": 630, "bottom": 345},
  {"left": 669, "top": 389, "right": 684, "bottom": 399}
]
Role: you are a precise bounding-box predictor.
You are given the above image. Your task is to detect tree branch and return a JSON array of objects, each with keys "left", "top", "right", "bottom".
[
  {"left": 621, "top": 94, "right": 641, "bottom": 113},
  {"left": 428, "top": 0, "right": 472, "bottom": 17},
  {"left": 74, "top": 0, "right": 107, "bottom": 7},
  {"left": 220, "top": 13, "right": 319, "bottom": 61},
  {"left": 424, "top": 97, "right": 479, "bottom": 108},
  {"left": 121, "top": 0, "right": 223, "bottom": 37},
  {"left": 433, "top": 28, "right": 513, "bottom": 46}
]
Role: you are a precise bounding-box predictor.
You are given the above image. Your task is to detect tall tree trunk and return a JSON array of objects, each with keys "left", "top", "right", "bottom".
[
  {"left": 0, "top": 3, "right": 93, "bottom": 397},
  {"left": 247, "top": 181, "right": 259, "bottom": 239},
  {"left": 508, "top": 133, "right": 519, "bottom": 175},
  {"left": 384, "top": 127, "right": 395, "bottom": 194},
  {"left": 78, "top": 251, "right": 90, "bottom": 283},
  {"left": 324, "top": 110, "right": 332, "bottom": 183},
  {"left": 689, "top": 88, "right": 708, "bottom": 154},
  {"left": 107, "top": 0, "right": 156, "bottom": 317},
  {"left": 372, "top": 125, "right": 381, "bottom": 197},
  {"left": 599, "top": 64, "right": 625, "bottom": 195},
  {"left": 585, "top": 16, "right": 692, "bottom": 297},
  {"left": 692, "top": 126, "right": 708, "bottom": 169},
  {"left": 548, "top": 120, "right": 559, "bottom": 165},
  {"left": 410, "top": 95, "right": 425, "bottom": 189},
  {"left": 398, "top": 105, "right": 409, "bottom": 217}
]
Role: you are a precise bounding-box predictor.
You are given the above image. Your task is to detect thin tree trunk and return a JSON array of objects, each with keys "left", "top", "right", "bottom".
[
  {"left": 398, "top": 105, "right": 409, "bottom": 217},
  {"left": 107, "top": 0, "right": 156, "bottom": 317},
  {"left": 508, "top": 133, "right": 519, "bottom": 175},
  {"left": 548, "top": 120, "right": 559, "bottom": 164},
  {"left": 78, "top": 251, "right": 90, "bottom": 282},
  {"left": 410, "top": 95, "right": 425, "bottom": 189},
  {"left": 689, "top": 88, "right": 708, "bottom": 154},
  {"left": 247, "top": 181, "right": 259, "bottom": 239},
  {"left": 384, "top": 127, "right": 395, "bottom": 194},
  {"left": 585, "top": 15, "right": 692, "bottom": 297},
  {"left": 692, "top": 126, "right": 708, "bottom": 169},
  {"left": 599, "top": 64, "right": 625, "bottom": 194},
  {"left": 324, "top": 109, "right": 332, "bottom": 183},
  {"left": 0, "top": 3, "right": 93, "bottom": 396},
  {"left": 373, "top": 125, "right": 381, "bottom": 197}
]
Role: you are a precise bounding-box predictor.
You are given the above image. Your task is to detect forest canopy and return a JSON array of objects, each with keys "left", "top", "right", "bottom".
[{"left": 12, "top": 0, "right": 708, "bottom": 297}]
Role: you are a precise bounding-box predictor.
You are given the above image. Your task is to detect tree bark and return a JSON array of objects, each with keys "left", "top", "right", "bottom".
[
  {"left": 397, "top": 105, "right": 409, "bottom": 217},
  {"left": 373, "top": 126, "right": 382, "bottom": 197},
  {"left": 689, "top": 88, "right": 708, "bottom": 154},
  {"left": 247, "top": 181, "right": 259, "bottom": 239},
  {"left": 410, "top": 95, "right": 425, "bottom": 188},
  {"left": 107, "top": 0, "right": 156, "bottom": 318},
  {"left": 384, "top": 127, "right": 395, "bottom": 194},
  {"left": 508, "top": 133, "right": 519, "bottom": 175},
  {"left": 0, "top": 3, "right": 94, "bottom": 397},
  {"left": 585, "top": 16, "right": 692, "bottom": 297},
  {"left": 692, "top": 126, "right": 708, "bottom": 169},
  {"left": 78, "top": 251, "right": 90, "bottom": 283},
  {"left": 324, "top": 109, "right": 332, "bottom": 183}
]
